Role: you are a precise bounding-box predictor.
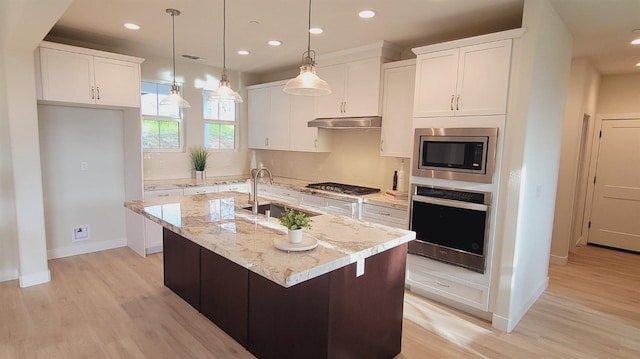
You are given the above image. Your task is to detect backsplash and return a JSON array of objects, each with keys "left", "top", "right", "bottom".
[{"left": 255, "top": 129, "right": 409, "bottom": 191}]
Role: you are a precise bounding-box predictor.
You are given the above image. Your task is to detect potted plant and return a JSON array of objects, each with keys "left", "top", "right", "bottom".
[
  {"left": 190, "top": 146, "right": 209, "bottom": 181},
  {"left": 279, "top": 207, "right": 312, "bottom": 244}
]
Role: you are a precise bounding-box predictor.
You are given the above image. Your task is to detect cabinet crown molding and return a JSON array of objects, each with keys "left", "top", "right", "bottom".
[
  {"left": 412, "top": 28, "right": 525, "bottom": 56},
  {"left": 39, "top": 41, "right": 145, "bottom": 64},
  {"left": 316, "top": 40, "right": 402, "bottom": 67}
]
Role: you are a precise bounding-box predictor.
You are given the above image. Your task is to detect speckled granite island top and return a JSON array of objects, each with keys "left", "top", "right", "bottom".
[{"left": 125, "top": 191, "right": 415, "bottom": 288}]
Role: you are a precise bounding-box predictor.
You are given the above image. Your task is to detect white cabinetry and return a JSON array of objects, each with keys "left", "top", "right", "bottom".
[
  {"left": 183, "top": 186, "right": 218, "bottom": 195},
  {"left": 380, "top": 60, "right": 416, "bottom": 158},
  {"left": 299, "top": 194, "right": 359, "bottom": 219},
  {"left": 143, "top": 188, "right": 184, "bottom": 198},
  {"left": 289, "top": 95, "right": 331, "bottom": 152},
  {"left": 36, "top": 41, "right": 143, "bottom": 108},
  {"left": 247, "top": 84, "right": 290, "bottom": 150},
  {"left": 413, "top": 39, "right": 512, "bottom": 117},
  {"left": 361, "top": 203, "right": 408, "bottom": 229},
  {"left": 314, "top": 57, "right": 382, "bottom": 118},
  {"left": 217, "top": 182, "right": 249, "bottom": 193}
]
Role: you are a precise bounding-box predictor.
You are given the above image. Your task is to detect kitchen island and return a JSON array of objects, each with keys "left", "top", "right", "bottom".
[{"left": 125, "top": 191, "right": 415, "bottom": 359}]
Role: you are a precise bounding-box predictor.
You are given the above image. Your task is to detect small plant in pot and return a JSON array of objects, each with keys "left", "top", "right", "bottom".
[
  {"left": 190, "top": 146, "right": 209, "bottom": 181},
  {"left": 279, "top": 207, "right": 312, "bottom": 244}
]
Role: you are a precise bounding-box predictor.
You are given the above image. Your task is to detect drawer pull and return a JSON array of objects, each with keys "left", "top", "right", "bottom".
[
  {"left": 435, "top": 280, "right": 450, "bottom": 288},
  {"left": 159, "top": 194, "right": 170, "bottom": 197}
]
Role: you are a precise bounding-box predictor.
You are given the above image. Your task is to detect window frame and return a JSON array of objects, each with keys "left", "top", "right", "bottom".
[
  {"left": 141, "top": 81, "right": 185, "bottom": 152},
  {"left": 202, "top": 89, "right": 239, "bottom": 152}
]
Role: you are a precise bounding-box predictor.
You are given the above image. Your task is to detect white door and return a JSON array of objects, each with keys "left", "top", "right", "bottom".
[
  {"left": 314, "top": 63, "right": 346, "bottom": 118},
  {"left": 344, "top": 57, "right": 381, "bottom": 116},
  {"left": 413, "top": 48, "right": 458, "bottom": 117},
  {"left": 248, "top": 87, "right": 270, "bottom": 149},
  {"left": 380, "top": 62, "right": 415, "bottom": 158},
  {"left": 588, "top": 119, "right": 640, "bottom": 252},
  {"left": 266, "top": 85, "right": 291, "bottom": 150},
  {"left": 39, "top": 47, "right": 95, "bottom": 104}
]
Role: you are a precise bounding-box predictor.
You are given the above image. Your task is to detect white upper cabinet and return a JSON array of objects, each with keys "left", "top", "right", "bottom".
[
  {"left": 380, "top": 59, "right": 416, "bottom": 158},
  {"left": 247, "top": 84, "right": 290, "bottom": 150},
  {"left": 413, "top": 39, "right": 512, "bottom": 117},
  {"left": 289, "top": 95, "right": 330, "bottom": 152},
  {"left": 315, "top": 57, "right": 382, "bottom": 118},
  {"left": 36, "top": 42, "right": 143, "bottom": 108}
]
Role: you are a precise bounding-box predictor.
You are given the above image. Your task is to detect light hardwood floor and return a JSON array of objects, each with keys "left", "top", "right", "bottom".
[{"left": 1, "top": 245, "right": 638, "bottom": 358}]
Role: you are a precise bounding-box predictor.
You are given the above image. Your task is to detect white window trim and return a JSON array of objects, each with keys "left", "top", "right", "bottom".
[{"left": 203, "top": 90, "right": 239, "bottom": 152}]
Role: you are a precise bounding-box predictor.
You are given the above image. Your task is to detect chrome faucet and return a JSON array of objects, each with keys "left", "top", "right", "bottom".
[{"left": 252, "top": 167, "right": 273, "bottom": 215}]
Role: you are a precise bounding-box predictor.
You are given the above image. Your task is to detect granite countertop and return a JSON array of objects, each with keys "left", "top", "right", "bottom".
[
  {"left": 125, "top": 192, "right": 415, "bottom": 288},
  {"left": 144, "top": 176, "right": 409, "bottom": 211}
]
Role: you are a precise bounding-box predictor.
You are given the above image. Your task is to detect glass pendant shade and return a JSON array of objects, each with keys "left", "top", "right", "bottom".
[
  {"left": 211, "top": 0, "right": 243, "bottom": 104},
  {"left": 160, "top": 83, "right": 191, "bottom": 108},
  {"left": 164, "top": 9, "right": 190, "bottom": 109},
  {"left": 284, "top": 0, "right": 331, "bottom": 96},
  {"left": 284, "top": 62, "right": 331, "bottom": 96}
]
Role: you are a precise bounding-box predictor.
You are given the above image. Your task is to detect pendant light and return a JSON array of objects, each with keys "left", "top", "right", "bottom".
[
  {"left": 283, "top": 0, "right": 331, "bottom": 96},
  {"left": 208, "top": 0, "right": 243, "bottom": 103},
  {"left": 160, "top": 9, "right": 191, "bottom": 108}
]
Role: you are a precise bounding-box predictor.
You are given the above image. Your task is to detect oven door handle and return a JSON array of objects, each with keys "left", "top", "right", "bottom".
[{"left": 412, "top": 195, "right": 489, "bottom": 212}]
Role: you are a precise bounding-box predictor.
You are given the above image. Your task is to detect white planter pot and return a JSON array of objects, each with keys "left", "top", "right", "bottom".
[
  {"left": 195, "top": 170, "right": 205, "bottom": 182},
  {"left": 288, "top": 228, "right": 303, "bottom": 244}
]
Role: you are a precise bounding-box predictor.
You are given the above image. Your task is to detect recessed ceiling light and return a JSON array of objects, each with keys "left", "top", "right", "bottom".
[
  {"left": 124, "top": 23, "right": 140, "bottom": 30},
  {"left": 309, "top": 27, "right": 323, "bottom": 35},
  {"left": 358, "top": 10, "right": 376, "bottom": 19},
  {"left": 237, "top": 50, "right": 250, "bottom": 55},
  {"left": 636, "top": 62, "right": 640, "bottom": 67},
  {"left": 268, "top": 40, "right": 282, "bottom": 46},
  {"left": 631, "top": 39, "right": 640, "bottom": 45}
]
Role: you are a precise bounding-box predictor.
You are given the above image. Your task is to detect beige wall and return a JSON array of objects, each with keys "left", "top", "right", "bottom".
[
  {"left": 492, "top": 0, "right": 573, "bottom": 332},
  {"left": 550, "top": 59, "right": 600, "bottom": 263},
  {"left": 596, "top": 72, "right": 640, "bottom": 114},
  {"left": 256, "top": 129, "right": 409, "bottom": 190},
  {"left": 139, "top": 56, "right": 250, "bottom": 180},
  {"left": 38, "top": 105, "right": 127, "bottom": 258}
]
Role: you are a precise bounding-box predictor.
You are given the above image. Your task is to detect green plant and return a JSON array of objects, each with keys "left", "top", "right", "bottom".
[
  {"left": 190, "top": 146, "right": 209, "bottom": 171},
  {"left": 279, "top": 207, "right": 312, "bottom": 230}
]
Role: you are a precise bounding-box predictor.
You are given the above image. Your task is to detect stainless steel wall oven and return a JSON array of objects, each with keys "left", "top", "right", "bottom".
[{"left": 409, "top": 185, "right": 491, "bottom": 273}]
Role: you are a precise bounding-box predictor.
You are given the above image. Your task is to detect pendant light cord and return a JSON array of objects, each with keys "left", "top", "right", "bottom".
[
  {"left": 171, "top": 11, "right": 177, "bottom": 86},
  {"left": 307, "top": 0, "right": 312, "bottom": 54},
  {"left": 223, "top": 0, "right": 227, "bottom": 70}
]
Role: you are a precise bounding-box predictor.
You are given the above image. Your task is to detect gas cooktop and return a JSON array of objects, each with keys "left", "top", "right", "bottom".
[{"left": 306, "top": 182, "right": 381, "bottom": 196}]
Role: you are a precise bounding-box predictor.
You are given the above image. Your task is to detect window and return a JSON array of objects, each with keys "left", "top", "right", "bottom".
[
  {"left": 141, "top": 81, "right": 182, "bottom": 150},
  {"left": 203, "top": 90, "right": 237, "bottom": 150}
]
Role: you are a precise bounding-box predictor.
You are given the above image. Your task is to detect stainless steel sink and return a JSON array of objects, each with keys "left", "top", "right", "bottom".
[{"left": 241, "top": 203, "right": 320, "bottom": 218}]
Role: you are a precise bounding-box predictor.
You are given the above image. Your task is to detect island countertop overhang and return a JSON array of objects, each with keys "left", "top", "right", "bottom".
[{"left": 124, "top": 191, "right": 415, "bottom": 288}]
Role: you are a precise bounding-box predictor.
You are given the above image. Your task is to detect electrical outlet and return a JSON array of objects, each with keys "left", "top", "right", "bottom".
[
  {"left": 81, "top": 161, "right": 88, "bottom": 171},
  {"left": 72, "top": 225, "right": 90, "bottom": 242}
]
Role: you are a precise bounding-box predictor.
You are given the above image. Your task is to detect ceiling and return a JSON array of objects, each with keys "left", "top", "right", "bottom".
[{"left": 47, "top": 0, "right": 640, "bottom": 76}]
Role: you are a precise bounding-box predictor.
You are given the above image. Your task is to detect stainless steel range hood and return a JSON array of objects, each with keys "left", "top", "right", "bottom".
[{"left": 307, "top": 116, "right": 382, "bottom": 129}]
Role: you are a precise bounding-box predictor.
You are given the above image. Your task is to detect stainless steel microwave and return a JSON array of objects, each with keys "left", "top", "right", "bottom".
[{"left": 412, "top": 127, "right": 498, "bottom": 183}]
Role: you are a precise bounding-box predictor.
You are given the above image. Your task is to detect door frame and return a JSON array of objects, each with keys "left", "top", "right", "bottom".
[{"left": 581, "top": 113, "right": 640, "bottom": 245}]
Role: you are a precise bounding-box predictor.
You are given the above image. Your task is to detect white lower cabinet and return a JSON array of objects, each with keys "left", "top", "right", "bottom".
[
  {"left": 143, "top": 188, "right": 184, "bottom": 198},
  {"left": 217, "top": 182, "right": 249, "bottom": 193},
  {"left": 361, "top": 203, "right": 408, "bottom": 229},
  {"left": 406, "top": 254, "right": 490, "bottom": 311},
  {"left": 299, "top": 194, "right": 359, "bottom": 219},
  {"left": 183, "top": 186, "right": 218, "bottom": 195},
  {"left": 144, "top": 218, "right": 163, "bottom": 255}
]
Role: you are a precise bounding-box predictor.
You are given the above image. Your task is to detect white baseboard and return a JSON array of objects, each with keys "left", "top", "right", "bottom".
[
  {"left": 47, "top": 238, "right": 127, "bottom": 259},
  {"left": 549, "top": 254, "right": 568, "bottom": 265},
  {"left": 19, "top": 269, "right": 51, "bottom": 288},
  {"left": 492, "top": 277, "right": 549, "bottom": 333},
  {"left": 0, "top": 269, "right": 19, "bottom": 282},
  {"left": 146, "top": 245, "right": 163, "bottom": 255}
]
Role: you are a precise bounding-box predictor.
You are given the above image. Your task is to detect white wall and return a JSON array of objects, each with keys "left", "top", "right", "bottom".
[
  {"left": 0, "top": 0, "right": 72, "bottom": 286},
  {"left": 596, "top": 73, "right": 640, "bottom": 114},
  {"left": 139, "top": 57, "right": 250, "bottom": 180},
  {"left": 492, "top": 0, "right": 573, "bottom": 332},
  {"left": 38, "top": 105, "right": 127, "bottom": 258},
  {"left": 550, "top": 59, "right": 600, "bottom": 263},
  {"left": 256, "top": 130, "right": 408, "bottom": 190}
]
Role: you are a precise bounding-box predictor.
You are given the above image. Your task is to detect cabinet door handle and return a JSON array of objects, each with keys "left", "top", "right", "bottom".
[
  {"left": 380, "top": 139, "right": 384, "bottom": 152},
  {"left": 91, "top": 86, "right": 95, "bottom": 100},
  {"left": 343, "top": 101, "right": 347, "bottom": 113},
  {"left": 435, "top": 280, "right": 450, "bottom": 288},
  {"left": 450, "top": 95, "right": 454, "bottom": 111},
  {"left": 456, "top": 94, "right": 460, "bottom": 111},
  {"left": 96, "top": 86, "right": 100, "bottom": 100},
  {"left": 314, "top": 138, "right": 318, "bottom": 149},
  {"left": 265, "top": 137, "right": 269, "bottom": 146}
]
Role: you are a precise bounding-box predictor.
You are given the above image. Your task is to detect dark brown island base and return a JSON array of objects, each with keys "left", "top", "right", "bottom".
[{"left": 163, "top": 228, "right": 408, "bottom": 359}]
